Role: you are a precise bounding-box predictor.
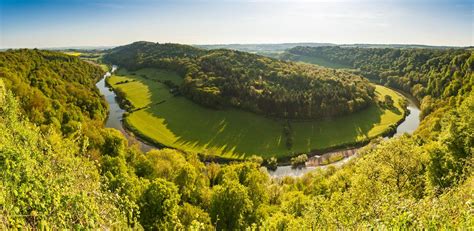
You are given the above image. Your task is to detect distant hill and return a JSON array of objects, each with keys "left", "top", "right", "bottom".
[
  {"left": 195, "top": 43, "right": 461, "bottom": 53},
  {"left": 1, "top": 43, "right": 460, "bottom": 52},
  {"left": 196, "top": 43, "right": 336, "bottom": 52},
  {"left": 338, "top": 43, "right": 462, "bottom": 49}
]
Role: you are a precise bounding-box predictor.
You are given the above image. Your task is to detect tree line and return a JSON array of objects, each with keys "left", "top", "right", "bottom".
[{"left": 285, "top": 46, "right": 473, "bottom": 119}]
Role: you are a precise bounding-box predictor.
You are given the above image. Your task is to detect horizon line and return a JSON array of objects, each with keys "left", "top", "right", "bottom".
[{"left": 1, "top": 41, "right": 471, "bottom": 50}]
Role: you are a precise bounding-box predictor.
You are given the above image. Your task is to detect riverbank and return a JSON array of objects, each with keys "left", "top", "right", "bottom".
[
  {"left": 104, "top": 67, "right": 409, "bottom": 160},
  {"left": 96, "top": 66, "right": 420, "bottom": 177},
  {"left": 191, "top": 90, "right": 412, "bottom": 167},
  {"left": 96, "top": 66, "right": 155, "bottom": 152}
]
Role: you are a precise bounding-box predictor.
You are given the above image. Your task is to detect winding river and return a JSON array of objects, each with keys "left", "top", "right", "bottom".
[
  {"left": 96, "top": 67, "right": 421, "bottom": 177},
  {"left": 97, "top": 66, "right": 154, "bottom": 152}
]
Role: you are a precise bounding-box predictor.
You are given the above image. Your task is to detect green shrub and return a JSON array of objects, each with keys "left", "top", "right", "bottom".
[
  {"left": 266, "top": 157, "right": 278, "bottom": 171},
  {"left": 291, "top": 154, "right": 308, "bottom": 168}
]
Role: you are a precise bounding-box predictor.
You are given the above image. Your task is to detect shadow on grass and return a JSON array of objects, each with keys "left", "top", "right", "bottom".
[
  {"left": 119, "top": 68, "right": 397, "bottom": 159},
  {"left": 379, "top": 103, "right": 402, "bottom": 115},
  {"left": 292, "top": 103, "right": 383, "bottom": 152},
  {"left": 119, "top": 69, "right": 283, "bottom": 158}
]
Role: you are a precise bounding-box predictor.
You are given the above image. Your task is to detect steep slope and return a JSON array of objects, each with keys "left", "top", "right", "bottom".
[
  {"left": 0, "top": 84, "right": 129, "bottom": 228},
  {"left": 0, "top": 49, "right": 107, "bottom": 134}
]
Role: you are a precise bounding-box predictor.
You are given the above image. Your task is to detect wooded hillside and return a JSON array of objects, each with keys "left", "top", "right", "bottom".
[
  {"left": 0, "top": 49, "right": 107, "bottom": 134},
  {"left": 285, "top": 46, "right": 472, "bottom": 104},
  {"left": 1, "top": 48, "right": 472, "bottom": 229},
  {"left": 105, "top": 42, "right": 376, "bottom": 119}
]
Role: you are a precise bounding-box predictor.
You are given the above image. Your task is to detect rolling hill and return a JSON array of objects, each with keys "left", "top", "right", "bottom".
[{"left": 104, "top": 41, "right": 376, "bottom": 119}]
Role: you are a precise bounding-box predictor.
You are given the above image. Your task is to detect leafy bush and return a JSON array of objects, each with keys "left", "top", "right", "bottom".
[
  {"left": 266, "top": 157, "right": 278, "bottom": 171},
  {"left": 138, "top": 178, "right": 181, "bottom": 230},
  {"left": 291, "top": 154, "right": 308, "bottom": 168},
  {"left": 0, "top": 90, "right": 129, "bottom": 229}
]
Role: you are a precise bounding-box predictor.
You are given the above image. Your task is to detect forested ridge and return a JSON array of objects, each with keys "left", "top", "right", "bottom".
[
  {"left": 0, "top": 49, "right": 107, "bottom": 134},
  {"left": 104, "top": 41, "right": 376, "bottom": 119},
  {"left": 285, "top": 46, "right": 473, "bottom": 117},
  {"left": 0, "top": 48, "right": 472, "bottom": 229}
]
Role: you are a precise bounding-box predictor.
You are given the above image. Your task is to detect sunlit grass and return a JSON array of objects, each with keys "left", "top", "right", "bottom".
[
  {"left": 291, "top": 55, "right": 350, "bottom": 69},
  {"left": 63, "top": 51, "right": 82, "bottom": 56},
  {"left": 107, "top": 68, "right": 406, "bottom": 159}
]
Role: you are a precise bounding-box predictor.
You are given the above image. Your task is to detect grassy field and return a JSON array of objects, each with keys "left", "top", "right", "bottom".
[
  {"left": 63, "top": 51, "right": 82, "bottom": 56},
  {"left": 107, "top": 68, "right": 406, "bottom": 159},
  {"left": 289, "top": 55, "right": 350, "bottom": 69},
  {"left": 99, "top": 64, "right": 109, "bottom": 72}
]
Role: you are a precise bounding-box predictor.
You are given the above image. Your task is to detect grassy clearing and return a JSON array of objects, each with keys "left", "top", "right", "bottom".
[
  {"left": 291, "top": 86, "right": 406, "bottom": 150},
  {"left": 99, "top": 64, "right": 109, "bottom": 72},
  {"left": 290, "top": 55, "right": 350, "bottom": 69},
  {"left": 63, "top": 51, "right": 82, "bottom": 56},
  {"left": 107, "top": 68, "right": 406, "bottom": 159}
]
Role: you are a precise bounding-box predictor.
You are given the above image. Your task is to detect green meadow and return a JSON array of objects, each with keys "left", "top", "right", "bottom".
[
  {"left": 289, "top": 55, "right": 350, "bottom": 69},
  {"left": 63, "top": 51, "right": 82, "bottom": 56},
  {"left": 107, "top": 68, "right": 406, "bottom": 159}
]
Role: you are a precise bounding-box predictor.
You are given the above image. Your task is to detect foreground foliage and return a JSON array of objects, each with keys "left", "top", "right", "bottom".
[
  {"left": 0, "top": 48, "right": 472, "bottom": 229},
  {"left": 0, "top": 90, "right": 129, "bottom": 228}
]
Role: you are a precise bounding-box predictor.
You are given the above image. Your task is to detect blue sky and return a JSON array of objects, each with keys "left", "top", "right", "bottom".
[{"left": 1, "top": 0, "right": 472, "bottom": 48}]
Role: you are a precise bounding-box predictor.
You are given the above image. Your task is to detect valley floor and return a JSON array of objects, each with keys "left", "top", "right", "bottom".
[{"left": 106, "top": 68, "right": 407, "bottom": 159}]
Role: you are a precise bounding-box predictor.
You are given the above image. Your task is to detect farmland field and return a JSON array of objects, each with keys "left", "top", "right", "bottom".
[{"left": 107, "top": 68, "right": 406, "bottom": 159}]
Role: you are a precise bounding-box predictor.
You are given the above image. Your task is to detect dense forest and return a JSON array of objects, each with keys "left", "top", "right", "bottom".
[
  {"left": 285, "top": 46, "right": 473, "bottom": 118},
  {"left": 0, "top": 48, "right": 472, "bottom": 229},
  {"left": 0, "top": 49, "right": 107, "bottom": 134},
  {"left": 104, "top": 42, "right": 376, "bottom": 119}
]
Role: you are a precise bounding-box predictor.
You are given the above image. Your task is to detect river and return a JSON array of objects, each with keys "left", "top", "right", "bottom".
[
  {"left": 394, "top": 91, "right": 420, "bottom": 136},
  {"left": 96, "top": 68, "right": 420, "bottom": 177},
  {"left": 96, "top": 66, "right": 154, "bottom": 152}
]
